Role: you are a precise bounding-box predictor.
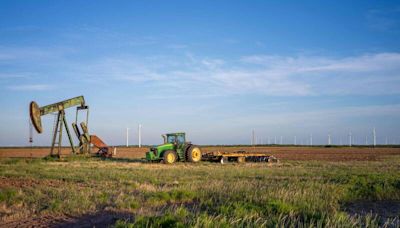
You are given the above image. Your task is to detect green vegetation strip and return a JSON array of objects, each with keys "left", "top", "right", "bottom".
[{"left": 0, "top": 156, "right": 399, "bottom": 227}]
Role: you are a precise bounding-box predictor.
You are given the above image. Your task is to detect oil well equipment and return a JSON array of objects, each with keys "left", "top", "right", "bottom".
[{"left": 29, "top": 96, "right": 110, "bottom": 157}]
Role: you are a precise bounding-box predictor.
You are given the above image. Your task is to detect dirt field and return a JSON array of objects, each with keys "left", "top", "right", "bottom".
[{"left": 1, "top": 146, "right": 400, "bottom": 161}]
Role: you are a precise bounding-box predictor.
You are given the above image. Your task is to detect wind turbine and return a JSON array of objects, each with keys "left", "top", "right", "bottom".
[
  {"left": 252, "top": 129, "right": 255, "bottom": 145},
  {"left": 138, "top": 124, "right": 142, "bottom": 148},
  {"left": 349, "top": 131, "right": 352, "bottom": 147},
  {"left": 373, "top": 128, "right": 376, "bottom": 147},
  {"left": 126, "top": 127, "right": 129, "bottom": 147},
  {"left": 328, "top": 134, "right": 331, "bottom": 145}
]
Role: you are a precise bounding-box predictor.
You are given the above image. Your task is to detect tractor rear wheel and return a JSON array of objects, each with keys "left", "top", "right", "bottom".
[
  {"left": 163, "top": 150, "right": 177, "bottom": 164},
  {"left": 186, "top": 146, "right": 202, "bottom": 162}
]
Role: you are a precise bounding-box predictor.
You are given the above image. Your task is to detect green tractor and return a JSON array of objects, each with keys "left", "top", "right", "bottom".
[{"left": 146, "top": 132, "right": 202, "bottom": 164}]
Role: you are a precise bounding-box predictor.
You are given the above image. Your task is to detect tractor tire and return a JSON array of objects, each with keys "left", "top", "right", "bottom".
[
  {"left": 163, "top": 150, "right": 177, "bottom": 164},
  {"left": 186, "top": 146, "right": 202, "bottom": 163}
]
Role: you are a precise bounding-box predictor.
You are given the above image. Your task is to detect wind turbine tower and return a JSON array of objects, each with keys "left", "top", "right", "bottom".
[
  {"left": 138, "top": 124, "right": 142, "bottom": 148},
  {"left": 328, "top": 134, "right": 331, "bottom": 145},
  {"left": 349, "top": 131, "right": 352, "bottom": 147},
  {"left": 373, "top": 128, "right": 376, "bottom": 147},
  {"left": 126, "top": 127, "right": 129, "bottom": 147},
  {"left": 310, "top": 134, "right": 313, "bottom": 146},
  {"left": 251, "top": 129, "right": 255, "bottom": 146}
]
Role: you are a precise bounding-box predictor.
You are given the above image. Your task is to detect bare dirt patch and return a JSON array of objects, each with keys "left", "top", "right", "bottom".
[
  {"left": 0, "top": 177, "right": 64, "bottom": 189},
  {"left": 0, "top": 177, "right": 91, "bottom": 190},
  {"left": 1, "top": 146, "right": 400, "bottom": 161}
]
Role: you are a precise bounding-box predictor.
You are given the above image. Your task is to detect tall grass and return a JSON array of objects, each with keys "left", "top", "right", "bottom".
[{"left": 0, "top": 156, "right": 399, "bottom": 226}]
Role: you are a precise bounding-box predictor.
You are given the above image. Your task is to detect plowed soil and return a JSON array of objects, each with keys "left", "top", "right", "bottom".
[{"left": 1, "top": 146, "right": 399, "bottom": 161}]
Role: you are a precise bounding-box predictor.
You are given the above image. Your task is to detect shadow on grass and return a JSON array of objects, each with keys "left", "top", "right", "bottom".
[
  {"left": 343, "top": 200, "right": 400, "bottom": 226},
  {"left": 40, "top": 155, "right": 147, "bottom": 164},
  {"left": 101, "top": 157, "right": 146, "bottom": 163},
  {"left": 56, "top": 211, "right": 133, "bottom": 228},
  {"left": 0, "top": 211, "right": 134, "bottom": 228}
]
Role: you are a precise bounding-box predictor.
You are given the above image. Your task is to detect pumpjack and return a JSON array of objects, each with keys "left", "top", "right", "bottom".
[{"left": 29, "top": 96, "right": 110, "bottom": 157}]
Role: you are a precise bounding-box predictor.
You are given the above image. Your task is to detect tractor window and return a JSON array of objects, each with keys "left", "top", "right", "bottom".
[
  {"left": 177, "top": 135, "right": 185, "bottom": 144},
  {"left": 167, "top": 135, "right": 176, "bottom": 143}
]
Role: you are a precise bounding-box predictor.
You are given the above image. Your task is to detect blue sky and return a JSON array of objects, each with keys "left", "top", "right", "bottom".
[{"left": 1, "top": 1, "right": 400, "bottom": 146}]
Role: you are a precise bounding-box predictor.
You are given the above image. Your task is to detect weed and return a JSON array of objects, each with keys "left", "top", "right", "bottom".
[{"left": 0, "top": 187, "right": 18, "bottom": 205}]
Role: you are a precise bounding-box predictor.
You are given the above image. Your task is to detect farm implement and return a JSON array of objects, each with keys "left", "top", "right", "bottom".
[
  {"left": 146, "top": 132, "right": 278, "bottom": 164},
  {"left": 29, "top": 96, "right": 111, "bottom": 157},
  {"left": 202, "top": 151, "right": 278, "bottom": 164}
]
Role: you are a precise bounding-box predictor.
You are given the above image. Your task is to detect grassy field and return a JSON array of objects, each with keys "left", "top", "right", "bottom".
[{"left": 0, "top": 154, "right": 400, "bottom": 227}]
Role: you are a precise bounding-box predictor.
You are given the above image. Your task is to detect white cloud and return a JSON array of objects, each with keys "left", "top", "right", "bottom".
[
  {"left": 240, "top": 53, "right": 400, "bottom": 73},
  {"left": 0, "top": 46, "right": 76, "bottom": 62},
  {"left": 80, "top": 52, "right": 400, "bottom": 96},
  {"left": 234, "top": 53, "right": 400, "bottom": 95},
  {"left": 7, "top": 84, "right": 53, "bottom": 91},
  {"left": 223, "top": 104, "right": 400, "bottom": 127},
  {"left": 166, "top": 44, "right": 188, "bottom": 49},
  {"left": 201, "top": 58, "right": 225, "bottom": 69},
  {"left": 2, "top": 44, "right": 399, "bottom": 97},
  {"left": 0, "top": 73, "right": 30, "bottom": 79}
]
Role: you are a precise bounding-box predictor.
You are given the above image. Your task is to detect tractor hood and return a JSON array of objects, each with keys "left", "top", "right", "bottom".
[{"left": 155, "top": 143, "right": 174, "bottom": 151}]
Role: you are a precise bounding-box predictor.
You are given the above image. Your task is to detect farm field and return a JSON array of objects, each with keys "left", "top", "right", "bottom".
[
  {"left": 1, "top": 146, "right": 400, "bottom": 161},
  {"left": 0, "top": 147, "right": 400, "bottom": 227}
]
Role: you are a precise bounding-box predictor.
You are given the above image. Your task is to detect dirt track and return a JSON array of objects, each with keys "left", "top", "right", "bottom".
[{"left": 1, "top": 146, "right": 400, "bottom": 161}]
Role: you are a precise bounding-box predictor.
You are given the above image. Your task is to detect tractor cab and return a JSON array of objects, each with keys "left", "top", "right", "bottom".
[
  {"left": 146, "top": 132, "right": 201, "bottom": 164},
  {"left": 163, "top": 133, "right": 186, "bottom": 145}
]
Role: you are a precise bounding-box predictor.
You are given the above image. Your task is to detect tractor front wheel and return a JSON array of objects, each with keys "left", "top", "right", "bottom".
[
  {"left": 163, "top": 150, "right": 177, "bottom": 164},
  {"left": 186, "top": 146, "right": 202, "bottom": 162}
]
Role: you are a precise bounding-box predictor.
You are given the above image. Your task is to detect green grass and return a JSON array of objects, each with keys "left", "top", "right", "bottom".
[
  {"left": 0, "top": 156, "right": 399, "bottom": 227},
  {"left": 0, "top": 187, "right": 18, "bottom": 205}
]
